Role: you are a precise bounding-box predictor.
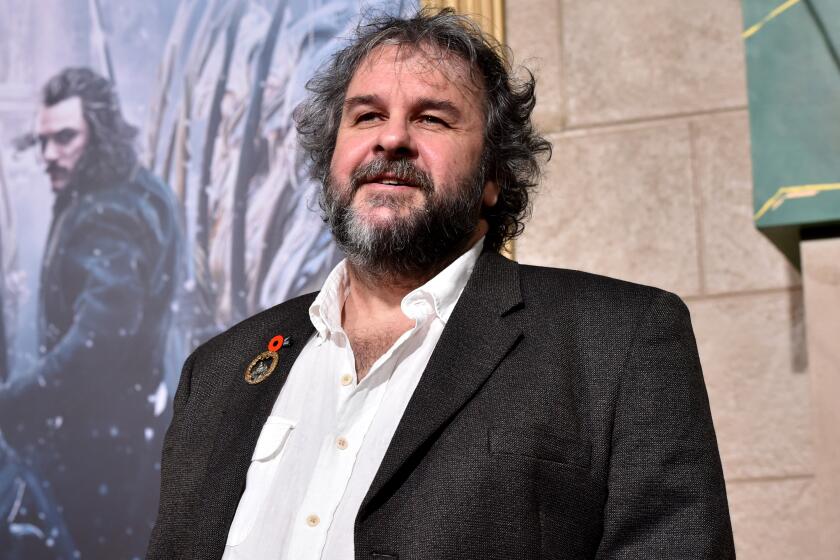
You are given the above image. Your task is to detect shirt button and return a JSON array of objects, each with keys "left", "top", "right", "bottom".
[
  {"left": 306, "top": 514, "right": 320, "bottom": 527},
  {"left": 340, "top": 374, "right": 353, "bottom": 386},
  {"left": 336, "top": 436, "right": 348, "bottom": 450}
]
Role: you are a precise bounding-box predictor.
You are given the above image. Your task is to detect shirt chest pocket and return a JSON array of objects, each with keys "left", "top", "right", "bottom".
[{"left": 226, "top": 416, "right": 296, "bottom": 547}]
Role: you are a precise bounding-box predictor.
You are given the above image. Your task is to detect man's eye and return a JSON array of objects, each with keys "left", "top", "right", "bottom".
[
  {"left": 54, "top": 129, "right": 79, "bottom": 145},
  {"left": 419, "top": 115, "right": 447, "bottom": 126},
  {"left": 355, "top": 112, "right": 380, "bottom": 123}
]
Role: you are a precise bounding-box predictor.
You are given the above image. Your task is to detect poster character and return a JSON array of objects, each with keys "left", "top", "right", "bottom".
[{"left": 0, "top": 67, "right": 182, "bottom": 559}]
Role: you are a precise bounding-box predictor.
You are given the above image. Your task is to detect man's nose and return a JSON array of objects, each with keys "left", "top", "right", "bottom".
[
  {"left": 374, "top": 117, "right": 416, "bottom": 159},
  {"left": 42, "top": 139, "right": 59, "bottom": 161}
]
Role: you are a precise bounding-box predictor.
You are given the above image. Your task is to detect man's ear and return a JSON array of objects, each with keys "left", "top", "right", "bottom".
[{"left": 482, "top": 180, "right": 500, "bottom": 208}]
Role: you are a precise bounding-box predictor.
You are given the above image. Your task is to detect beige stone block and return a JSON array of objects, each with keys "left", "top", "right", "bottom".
[
  {"left": 727, "top": 477, "right": 819, "bottom": 560},
  {"left": 517, "top": 124, "right": 701, "bottom": 296},
  {"left": 562, "top": 0, "right": 747, "bottom": 127},
  {"left": 505, "top": 0, "right": 564, "bottom": 133},
  {"left": 688, "top": 291, "right": 813, "bottom": 480},
  {"left": 801, "top": 238, "right": 840, "bottom": 560},
  {"left": 692, "top": 112, "right": 800, "bottom": 293}
]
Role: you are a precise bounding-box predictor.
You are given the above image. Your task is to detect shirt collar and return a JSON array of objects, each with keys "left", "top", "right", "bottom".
[
  {"left": 309, "top": 237, "right": 485, "bottom": 340},
  {"left": 403, "top": 236, "right": 484, "bottom": 324},
  {"left": 309, "top": 259, "right": 349, "bottom": 341}
]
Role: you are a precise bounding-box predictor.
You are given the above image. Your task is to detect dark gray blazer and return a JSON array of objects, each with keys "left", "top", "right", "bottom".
[{"left": 147, "top": 251, "right": 735, "bottom": 559}]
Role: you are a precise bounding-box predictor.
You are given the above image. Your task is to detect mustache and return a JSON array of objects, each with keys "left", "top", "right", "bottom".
[
  {"left": 46, "top": 161, "right": 70, "bottom": 177},
  {"left": 349, "top": 159, "right": 434, "bottom": 195}
]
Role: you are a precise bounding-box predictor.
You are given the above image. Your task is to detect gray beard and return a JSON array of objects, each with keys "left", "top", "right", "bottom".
[{"left": 320, "top": 158, "right": 485, "bottom": 278}]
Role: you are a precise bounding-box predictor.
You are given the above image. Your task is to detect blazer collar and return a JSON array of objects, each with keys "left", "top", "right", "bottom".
[
  {"left": 359, "top": 249, "right": 524, "bottom": 517},
  {"left": 192, "top": 293, "right": 316, "bottom": 557}
]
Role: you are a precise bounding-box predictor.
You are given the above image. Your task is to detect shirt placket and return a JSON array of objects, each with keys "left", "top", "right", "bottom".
[
  {"left": 285, "top": 333, "right": 400, "bottom": 560},
  {"left": 285, "top": 298, "right": 434, "bottom": 560}
]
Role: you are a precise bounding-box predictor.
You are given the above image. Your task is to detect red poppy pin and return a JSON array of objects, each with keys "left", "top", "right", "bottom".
[{"left": 244, "top": 334, "right": 290, "bottom": 385}]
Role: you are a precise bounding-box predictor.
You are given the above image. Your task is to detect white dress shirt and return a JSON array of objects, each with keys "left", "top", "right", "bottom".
[{"left": 222, "top": 238, "right": 484, "bottom": 560}]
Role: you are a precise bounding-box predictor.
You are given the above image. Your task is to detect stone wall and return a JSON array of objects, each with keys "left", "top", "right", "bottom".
[{"left": 506, "top": 1, "right": 817, "bottom": 557}]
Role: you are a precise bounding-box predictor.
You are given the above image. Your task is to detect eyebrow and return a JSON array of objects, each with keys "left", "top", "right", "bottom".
[
  {"left": 343, "top": 95, "right": 463, "bottom": 120},
  {"left": 415, "top": 98, "right": 462, "bottom": 120},
  {"left": 36, "top": 127, "right": 81, "bottom": 142},
  {"left": 343, "top": 94, "right": 380, "bottom": 113}
]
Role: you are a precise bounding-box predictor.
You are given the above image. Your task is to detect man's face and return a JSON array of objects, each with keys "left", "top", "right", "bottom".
[
  {"left": 35, "top": 96, "right": 89, "bottom": 191},
  {"left": 326, "top": 44, "right": 499, "bottom": 273}
]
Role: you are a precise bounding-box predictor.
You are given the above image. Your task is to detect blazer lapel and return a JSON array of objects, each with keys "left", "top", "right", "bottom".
[
  {"left": 191, "top": 295, "right": 316, "bottom": 556},
  {"left": 360, "top": 251, "right": 524, "bottom": 518}
]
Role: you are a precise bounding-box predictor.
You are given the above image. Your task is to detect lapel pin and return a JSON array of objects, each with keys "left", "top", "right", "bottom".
[{"left": 244, "top": 334, "right": 291, "bottom": 385}]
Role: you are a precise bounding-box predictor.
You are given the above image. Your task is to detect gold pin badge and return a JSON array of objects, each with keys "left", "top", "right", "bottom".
[{"left": 244, "top": 335, "right": 288, "bottom": 384}]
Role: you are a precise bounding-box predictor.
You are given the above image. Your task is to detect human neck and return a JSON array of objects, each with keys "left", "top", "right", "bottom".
[
  {"left": 339, "top": 265, "right": 420, "bottom": 381},
  {"left": 340, "top": 227, "right": 484, "bottom": 380}
]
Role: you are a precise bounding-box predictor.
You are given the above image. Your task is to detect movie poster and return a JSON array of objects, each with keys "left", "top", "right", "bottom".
[{"left": 0, "top": 1, "right": 416, "bottom": 558}]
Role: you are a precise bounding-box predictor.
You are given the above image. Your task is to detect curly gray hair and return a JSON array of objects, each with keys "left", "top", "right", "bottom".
[{"left": 294, "top": 7, "right": 551, "bottom": 251}]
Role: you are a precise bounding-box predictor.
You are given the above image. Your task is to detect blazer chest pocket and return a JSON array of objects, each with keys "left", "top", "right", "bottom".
[
  {"left": 226, "top": 416, "right": 295, "bottom": 547},
  {"left": 488, "top": 425, "right": 591, "bottom": 470}
]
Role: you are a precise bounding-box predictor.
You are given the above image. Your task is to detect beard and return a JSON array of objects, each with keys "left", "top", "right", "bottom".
[
  {"left": 46, "top": 161, "right": 72, "bottom": 191},
  {"left": 54, "top": 139, "right": 137, "bottom": 194},
  {"left": 321, "top": 158, "right": 485, "bottom": 278}
]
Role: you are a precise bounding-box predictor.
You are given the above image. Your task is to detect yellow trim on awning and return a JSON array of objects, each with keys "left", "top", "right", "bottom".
[
  {"left": 754, "top": 183, "right": 840, "bottom": 221},
  {"left": 743, "top": 0, "right": 801, "bottom": 39}
]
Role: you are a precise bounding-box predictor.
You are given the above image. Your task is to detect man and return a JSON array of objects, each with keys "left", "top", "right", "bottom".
[
  {"left": 148, "top": 9, "right": 735, "bottom": 560},
  {"left": 0, "top": 67, "right": 181, "bottom": 559}
]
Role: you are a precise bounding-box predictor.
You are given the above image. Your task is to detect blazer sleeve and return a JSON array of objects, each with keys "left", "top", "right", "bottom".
[
  {"left": 146, "top": 347, "right": 198, "bottom": 559},
  {"left": 595, "top": 291, "right": 736, "bottom": 559}
]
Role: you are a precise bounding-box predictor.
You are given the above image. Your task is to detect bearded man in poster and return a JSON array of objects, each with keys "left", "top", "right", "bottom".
[{"left": 0, "top": 67, "right": 181, "bottom": 559}]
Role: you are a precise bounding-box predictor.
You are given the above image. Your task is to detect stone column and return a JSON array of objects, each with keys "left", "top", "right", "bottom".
[{"left": 801, "top": 238, "right": 840, "bottom": 560}]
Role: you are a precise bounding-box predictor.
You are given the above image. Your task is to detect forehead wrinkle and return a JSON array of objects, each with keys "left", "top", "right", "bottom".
[{"left": 354, "top": 43, "right": 486, "bottom": 119}]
